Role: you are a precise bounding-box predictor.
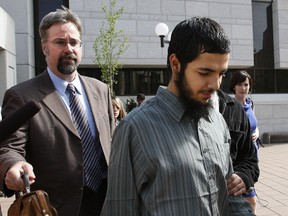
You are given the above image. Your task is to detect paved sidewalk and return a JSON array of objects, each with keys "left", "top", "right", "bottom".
[
  {"left": 0, "top": 143, "right": 288, "bottom": 215},
  {"left": 0, "top": 196, "right": 13, "bottom": 216},
  {"left": 255, "top": 143, "right": 288, "bottom": 216}
]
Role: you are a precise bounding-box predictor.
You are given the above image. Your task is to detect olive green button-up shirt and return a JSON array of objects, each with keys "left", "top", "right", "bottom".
[{"left": 102, "top": 86, "right": 233, "bottom": 216}]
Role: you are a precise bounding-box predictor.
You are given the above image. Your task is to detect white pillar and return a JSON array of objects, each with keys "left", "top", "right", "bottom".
[{"left": 0, "top": 7, "right": 17, "bottom": 104}]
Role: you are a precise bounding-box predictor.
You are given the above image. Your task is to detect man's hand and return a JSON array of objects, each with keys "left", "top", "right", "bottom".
[
  {"left": 5, "top": 161, "right": 35, "bottom": 191},
  {"left": 227, "top": 173, "right": 246, "bottom": 196}
]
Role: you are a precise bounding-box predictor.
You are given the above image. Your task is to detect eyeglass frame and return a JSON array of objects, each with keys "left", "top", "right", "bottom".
[{"left": 46, "top": 38, "right": 82, "bottom": 50}]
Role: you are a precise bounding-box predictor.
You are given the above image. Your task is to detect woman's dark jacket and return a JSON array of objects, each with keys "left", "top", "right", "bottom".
[{"left": 217, "top": 90, "right": 259, "bottom": 190}]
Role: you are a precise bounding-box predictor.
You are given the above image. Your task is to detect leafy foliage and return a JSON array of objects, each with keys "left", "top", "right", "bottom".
[
  {"left": 125, "top": 98, "right": 137, "bottom": 113},
  {"left": 93, "top": 0, "right": 129, "bottom": 95}
]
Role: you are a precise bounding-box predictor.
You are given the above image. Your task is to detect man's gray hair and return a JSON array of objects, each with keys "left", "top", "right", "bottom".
[{"left": 39, "top": 6, "right": 82, "bottom": 41}]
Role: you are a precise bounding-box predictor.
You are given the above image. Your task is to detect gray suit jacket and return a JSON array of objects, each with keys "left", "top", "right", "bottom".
[{"left": 0, "top": 70, "right": 114, "bottom": 215}]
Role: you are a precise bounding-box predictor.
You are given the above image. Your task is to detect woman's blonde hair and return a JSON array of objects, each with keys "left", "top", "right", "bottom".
[{"left": 112, "top": 96, "right": 126, "bottom": 120}]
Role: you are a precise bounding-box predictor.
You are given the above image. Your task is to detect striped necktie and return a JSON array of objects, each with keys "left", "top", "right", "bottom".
[{"left": 66, "top": 83, "right": 103, "bottom": 192}]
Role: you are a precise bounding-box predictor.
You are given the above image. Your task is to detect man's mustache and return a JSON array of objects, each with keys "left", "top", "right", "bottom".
[
  {"left": 61, "top": 54, "right": 77, "bottom": 61},
  {"left": 200, "top": 89, "right": 215, "bottom": 94}
]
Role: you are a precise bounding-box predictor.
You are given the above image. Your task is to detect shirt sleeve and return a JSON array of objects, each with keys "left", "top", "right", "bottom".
[
  {"left": 0, "top": 88, "right": 27, "bottom": 196},
  {"left": 101, "top": 119, "right": 142, "bottom": 216},
  {"left": 231, "top": 106, "right": 259, "bottom": 189}
]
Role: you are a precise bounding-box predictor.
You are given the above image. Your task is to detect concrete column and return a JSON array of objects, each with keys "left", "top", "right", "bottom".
[{"left": 0, "top": 7, "right": 16, "bottom": 104}]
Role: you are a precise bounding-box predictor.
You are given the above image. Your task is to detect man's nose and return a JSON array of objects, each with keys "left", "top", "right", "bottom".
[
  {"left": 64, "top": 42, "right": 74, "bottom": 52},
  {"left": 208, "top": 76, "right": 221, "bottom": 91}
]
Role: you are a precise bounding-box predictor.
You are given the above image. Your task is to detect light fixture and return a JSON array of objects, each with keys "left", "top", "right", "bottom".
[{"left": 155, "top": 23, "right": 170, "bottom": 47}]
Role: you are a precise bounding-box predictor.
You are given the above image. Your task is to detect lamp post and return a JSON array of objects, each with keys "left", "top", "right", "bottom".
[{"left": 155, "top": 23, "right": 171, "bottom": 47}]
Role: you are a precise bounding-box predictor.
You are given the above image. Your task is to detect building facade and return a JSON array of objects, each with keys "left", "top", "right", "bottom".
[{"left": 1, "top": 0, "right": 288, "bottom": 138}]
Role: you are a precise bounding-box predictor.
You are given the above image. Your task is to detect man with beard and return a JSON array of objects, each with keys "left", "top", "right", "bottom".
[
  {"left": 0, "top": 7, "right": 114, "bottom": 216},
  {"left": 101, "top": 17, "right": 254, "bottom": 216}
]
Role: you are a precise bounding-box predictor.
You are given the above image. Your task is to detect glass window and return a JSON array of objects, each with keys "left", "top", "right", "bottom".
[
  {"left": 35, "top": 0, "right": 288, "bottom": 94},
  {"left": 275, "top": 70, "right": 288, "bottom": 93},
  {"left": 252, "top": 1, "right": 274, "bottom": 68},
  {"left": 78, "top": 68, "right": 170, "bottom": 96},
  {"left": 221, "top": 69, "right": 276, "bottom": 94},
  {"left": 114, "top": 69, "right": 169, "bottom": 96}
]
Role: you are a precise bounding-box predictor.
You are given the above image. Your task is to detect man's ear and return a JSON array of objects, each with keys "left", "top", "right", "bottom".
[
  {"left": 169, "top": 54, "right": 181, "bottom": 73},
  {"left": 41, "top": 42, "right": 48, "bottom": 56},
  {"left": 167, "top": 54, "right": 181, "bottom": 94}
]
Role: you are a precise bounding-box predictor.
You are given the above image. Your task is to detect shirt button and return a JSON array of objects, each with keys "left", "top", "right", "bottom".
[{"left": 203, "top": 148, "right": 208, "bottom": 153}]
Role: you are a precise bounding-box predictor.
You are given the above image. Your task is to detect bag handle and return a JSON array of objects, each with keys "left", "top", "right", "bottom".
[
  {"left": 23, "top": 172, "right": 31, "bottom": 193},
  {"left": 15, "top": 172, "right": 31, "bottom": 198}
]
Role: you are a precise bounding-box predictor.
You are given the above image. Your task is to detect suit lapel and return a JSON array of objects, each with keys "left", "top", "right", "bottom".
[
  {"left": 78, "top": 75, "right": 112, "bottom": 163},
  {"left": 80, "top": 76, "right": 100, "bottom": 130},
  {"left": 38, "top": 71, "right": 80, "bottom": 138}
]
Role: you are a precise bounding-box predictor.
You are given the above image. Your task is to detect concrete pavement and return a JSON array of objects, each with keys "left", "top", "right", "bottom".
[
  {"left": 254, "top": 143, "right": 288, "bottom": 216},
  {"left": 0, "top": 143, "right": 288, "bottom": 215}
]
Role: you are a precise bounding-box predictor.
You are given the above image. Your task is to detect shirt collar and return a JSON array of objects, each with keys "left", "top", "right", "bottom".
[
  {"left": 156, "top": 86, "right": 213, "bottom": 123},
  {"left": 47, "top": 67, "right": 82, "bottom": 96},
  {"left": 156, "top": 86, "right": 186, "bottom": 123}
]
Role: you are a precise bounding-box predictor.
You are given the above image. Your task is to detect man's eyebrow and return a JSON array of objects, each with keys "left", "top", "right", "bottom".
[
  {"left": 197, "top": 67, "right": 228, "bottom": 73},
  {"left": 197, "top": 67, "right": 214, "bottom": 72}
]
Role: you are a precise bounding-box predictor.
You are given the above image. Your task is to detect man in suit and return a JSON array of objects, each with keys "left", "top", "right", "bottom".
[{"left": 0, "top": 7, "right": 114, "bottom": 216}]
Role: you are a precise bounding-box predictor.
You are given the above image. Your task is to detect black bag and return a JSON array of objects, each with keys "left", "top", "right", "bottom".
[{"left": 7, "top": 173, "right": 57, "bottom": 216}]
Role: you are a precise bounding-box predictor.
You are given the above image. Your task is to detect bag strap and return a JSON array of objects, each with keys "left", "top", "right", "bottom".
[
  {"left": 10, "top": 172, "right": 31, "bottom": 215},
  {"left": 15, "top": 172, "right": 30, "bottom": 199},
  {"left": 23, "top": 173, "right": 31, "bottom": 193}
]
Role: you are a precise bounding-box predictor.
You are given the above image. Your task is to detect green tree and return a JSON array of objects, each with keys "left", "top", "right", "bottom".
[{"left": 93, "top": 0, "right": 129, "bottom": 95}]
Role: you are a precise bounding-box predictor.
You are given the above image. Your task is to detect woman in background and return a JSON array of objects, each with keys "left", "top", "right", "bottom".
[
  {"left": 112, "top": 96, "right": 126, "bottom": 127},
  {"left": 229, "top": 70, "right": 259, "bottom": 214}
]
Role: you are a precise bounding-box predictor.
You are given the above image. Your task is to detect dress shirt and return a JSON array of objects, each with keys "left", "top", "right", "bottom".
[
  {"left": 101, "top": 86, "right": 233, "bottom": 216},
  {"left": 47, "top": 68, "right": 96, "bottom": 136}
]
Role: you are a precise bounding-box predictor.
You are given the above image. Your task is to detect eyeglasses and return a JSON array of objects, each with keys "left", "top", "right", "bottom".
[{"left": 47, "top": 39, "right": 82, "bottom": 49}]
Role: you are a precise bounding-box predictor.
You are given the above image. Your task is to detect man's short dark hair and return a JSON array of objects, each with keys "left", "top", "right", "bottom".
[
  {"left": 167, "top": 17, "right": 231, "bottom": 75},
  {"left": 137, "top": 93, "right": 145, "bottom": 100},
  {"left": 229, "top": 70, "right": 252, "bottom": 93}
]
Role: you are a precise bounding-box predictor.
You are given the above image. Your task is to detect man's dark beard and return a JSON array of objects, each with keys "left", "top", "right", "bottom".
[
  {"left": 176, "top": 69, "right": 213, "bottom": 121},
  {"left": 57, "top": 54, "right": 77, "bottom": 74}
]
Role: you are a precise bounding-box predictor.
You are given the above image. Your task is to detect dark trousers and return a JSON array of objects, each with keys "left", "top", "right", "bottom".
[{"left": 78, "top": 180, "right": 107, "bottom": 216}]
